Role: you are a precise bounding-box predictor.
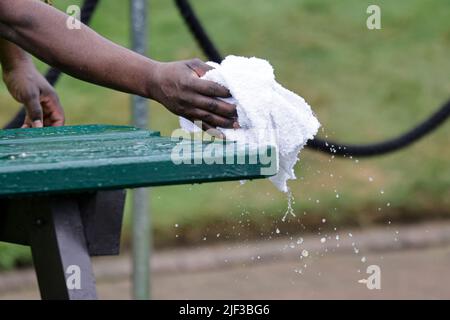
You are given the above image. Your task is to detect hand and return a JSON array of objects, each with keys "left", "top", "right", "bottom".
[
  {"left": 2, "top": 60, "right": 64, "bottom": 128},
  {"left": 151, "top": 59, "right": 238, "bottom": 136}
]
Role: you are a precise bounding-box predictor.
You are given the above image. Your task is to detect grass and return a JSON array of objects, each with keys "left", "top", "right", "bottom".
[{"left": 0, "top": 0, "right": 449, "bottom": 268}]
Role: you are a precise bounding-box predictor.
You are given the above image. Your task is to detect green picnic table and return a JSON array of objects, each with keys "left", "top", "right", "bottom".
[{"left": 0, "top": 125, "right": 275, "bottom": 299}]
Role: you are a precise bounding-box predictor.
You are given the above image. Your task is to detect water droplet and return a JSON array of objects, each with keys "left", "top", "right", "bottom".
[
  {"left": 336, "top": 194, "right": 340, "bottom": 198},
  {"left": 335, "top": 235, "right": 340, "bottom": 241},
  {"left": 322, "top": 218, "right": 326, "bottom": 223},
  {"left": 216, "top": 233, "right": 221, "bottom": 238},
  {"left": 275, "top": 228, "right": 280, "bottom": 234},
  {"left": 320, "top": 237, "right": 327, "bottom": 244},
  {"left": 301, "top": 250, "right": 309, "bottom": 257},
  {"left": 380, "top": 190, "right": 385, "bottom": 194},
  {"left": 348, "top": 233, "right": 353, "bottom": 238},
  {"left": 296, "top": 237, "right": 304, "bottom": 245},
  {"left": 361, "top": 256, "right": 367, "bottom": 263},
  {"left": 368, "top": 177, "right": 374, "bottom": 182},
  {"left": 174, "top": 224, "right": 179, "bottom": 228}
]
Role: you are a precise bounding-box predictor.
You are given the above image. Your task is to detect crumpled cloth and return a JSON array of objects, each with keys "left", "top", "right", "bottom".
[{"left": 180, "top": 55, "right": 320, "bottom": 192}]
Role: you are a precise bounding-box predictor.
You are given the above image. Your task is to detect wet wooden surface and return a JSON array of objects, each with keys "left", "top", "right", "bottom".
[{"left": 0, "top": 125, "right": 275, "bottom": 197}]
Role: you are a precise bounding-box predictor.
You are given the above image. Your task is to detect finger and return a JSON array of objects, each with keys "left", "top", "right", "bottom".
[
  {"left": 50, "top": 117, "right": 65, "bottom": 127},
  {"left": 33, "top": 120, "right": 43, "bottom": 128},
  {"left": 204, "top": 125, "right": 226, "bottom": 140},
  {"left": 185, "top": 58, "right": 213, "bottom": 77},
  {"left": 44, "top": 115, "right": 64, "bottom": 127},
  {"left": 192, "top": 78, "right": 231, "bottom": 98},
  {"left": 188, "top": 109, "right": 238, "bottom": 129},
  {"left": 42, "top": 93, "right": 65, "bottom": 127},
  {"left": 190, "top": 120, "right": 225, "bottom": 139},
  {"left": 22, "top": 114, "right": 32, "bottom": 129},
  {"left": 24, "top": 96, "right": 43, "bottom": 128},
  {"left": 189, "top": 94, "right": 237, "bottom": 118}
]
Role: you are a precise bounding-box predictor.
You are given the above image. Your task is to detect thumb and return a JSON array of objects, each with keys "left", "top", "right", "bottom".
[
  {"left": 186, "top": 58, "right": 213, "bottom": 77},
  {"left": 24, "top": 96, "right": 43, "bottom": 128}
]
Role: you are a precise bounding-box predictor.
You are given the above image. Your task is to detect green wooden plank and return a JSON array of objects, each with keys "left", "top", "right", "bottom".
[
  {"left": 0, "top": 125, "right": 276, "bottom": 197},
  {"left": 0, "top": 124, "right": 160, "bottom": 145}
]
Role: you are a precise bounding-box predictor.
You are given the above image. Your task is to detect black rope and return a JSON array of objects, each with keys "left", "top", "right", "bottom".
[
  {"left": 309, "top": 99, "right": 450, "bottom": 157},
  {"left": 3, "top": 0, "right": 101, "bottom": 129},
  {"left": 175, "top": 0, "right": 222, "bottom": 63},
  {"left": 174, "top": 0, "right": 450, "bottom": 157}
]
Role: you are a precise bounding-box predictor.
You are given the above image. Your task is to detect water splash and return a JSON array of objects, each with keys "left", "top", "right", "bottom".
[{"left": 282, "top": 190, "right": 296, "bottom": 222}]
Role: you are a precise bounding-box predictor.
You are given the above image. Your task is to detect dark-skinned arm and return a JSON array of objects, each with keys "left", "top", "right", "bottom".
[{"left": 0, "top": 0, "right": 237, "bottom": 132}]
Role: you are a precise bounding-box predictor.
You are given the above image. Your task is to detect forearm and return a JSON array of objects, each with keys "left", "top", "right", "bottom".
[
  {"left": 0, "top": 38, "right": 31, "bottom": 72},
  {"left": 0, "top": 0, "right": 157, "bottom": 97}
]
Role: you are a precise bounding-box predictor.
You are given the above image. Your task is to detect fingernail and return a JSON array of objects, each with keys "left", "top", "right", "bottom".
[{"left": 33, "top": 120, "right": 43, "bottom": 128}]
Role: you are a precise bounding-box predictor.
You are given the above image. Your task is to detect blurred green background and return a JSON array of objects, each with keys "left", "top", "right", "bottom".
[{"left": 0, "top": 0, "right": 449, "bottom": 269}]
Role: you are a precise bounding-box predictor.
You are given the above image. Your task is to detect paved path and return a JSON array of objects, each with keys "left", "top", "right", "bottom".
[{"left": 1, "top": 222, "right": 450, "bottom": 299}]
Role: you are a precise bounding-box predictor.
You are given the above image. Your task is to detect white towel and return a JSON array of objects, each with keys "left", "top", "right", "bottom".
[{"left": 180, "top": 55, "right": 320, "bottom": 192}]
